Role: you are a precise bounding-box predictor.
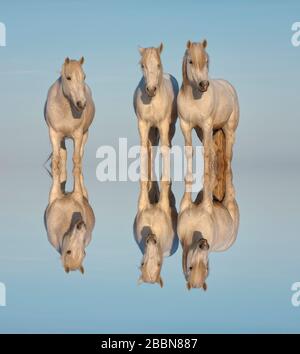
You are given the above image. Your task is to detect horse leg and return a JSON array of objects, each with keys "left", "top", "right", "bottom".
[
  {"left": 148, "top": 127, "right": 158, "bottom": 182},
  {"left": 180, "top": 181, "right": 192, "bottom": 213},
  {"left": 138, "top": 120, "right": 150, "bottom": 182},
  {"left": 48, "top": 167, "right": 63, "bottom": 204},
  {"left": 80, "top": 131, "right": 88, "bottom": 159},
  {"left": 72, "top": 131, "right": 83, "bottom": 170},
  {"left": 80, "top": 172, "right": 88, "bottom": 200},
  {"left": 49, "top": 127, "right": 62, "bottom": 173},
  {"left": 180, "top": 119, "right": 193, "bottom": 184},
  {"left": 60, "top": 138, "right": 67, "bottom": 183},
  {"left": 138, "top": 180, "right": 150, "bottom": 211},
  {"left": 223, "top": 112, "right": 237, "bottom": 171},
  {"left": 158, "top": 119, "right": 171, "bottom": 182},
  {"left": 159, "top": 180, "right": 170, "bottom": 211},
  {"left": 73, "top": 166, "right": 84, "bottom": 201}
]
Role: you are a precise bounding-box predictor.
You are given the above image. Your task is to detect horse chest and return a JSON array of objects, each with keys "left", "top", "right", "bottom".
[
  {"left": 178, "top": 95, "right": 211, "bottom": 127},
  {"left": 52, "top": 110, "right": 85, "bottom": 136},
  {"left": 139, "top": 98, "right": 168, "bottom": 124}
]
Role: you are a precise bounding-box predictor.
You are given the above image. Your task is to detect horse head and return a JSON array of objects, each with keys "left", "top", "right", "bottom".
[
  {"left": 139, "top": 44, "right": 164, "bottom": 97},
  {"left": 61, "top": 56, "right": 87, "bottom": 113},
  {"left": 138, "top": 233, "right": 164, "bottom": 287}
]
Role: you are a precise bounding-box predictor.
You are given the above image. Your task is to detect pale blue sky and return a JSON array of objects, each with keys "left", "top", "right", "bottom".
[{"left": 0, "top": 0, "right": 300, "bottom": 168}]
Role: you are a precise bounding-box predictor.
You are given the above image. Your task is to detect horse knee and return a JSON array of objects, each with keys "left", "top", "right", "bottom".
[
  {"left": 160, "top": 145, "right": 170, "bottom": 156},
  {"left": 73, "top": 155, "right": 81, "bottom": 166},
  {"left": 185, "top": 146, "right": 194, "bottom": 159}
]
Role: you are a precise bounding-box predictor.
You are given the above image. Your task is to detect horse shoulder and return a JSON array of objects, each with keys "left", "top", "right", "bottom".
[
  {"left": 133, "top": 78, "right": 144, "bottom": 103},
  {"left": 164, "top": 73, "right": 179, "bottom": 95}
]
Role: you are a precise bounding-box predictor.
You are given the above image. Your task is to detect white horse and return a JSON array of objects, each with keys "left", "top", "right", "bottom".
[
  {"left": 177, "top": 39, "right": 239, "bottom": 196},
  {"left": 177, "top": 165, "right": 239, "bottom": 291},
  {"left": 44, "top": 57, "right": 95, "bottom": 172},
  {"left": 133, "top": 44, "right": 178, "bottom": 181},
  {"left": 134, "top": 180, "right": 178, "bottom": 287},
  {"left": 44, "top": 168, "right": 95, "bottom": 273}
]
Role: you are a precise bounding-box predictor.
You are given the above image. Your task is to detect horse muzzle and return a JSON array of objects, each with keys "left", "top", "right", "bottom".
[
  {"left": 146, "top": 86, "right": 157, "bottom": 97},
  {"left": 199, "top": 238, "right": 209, "bottom": 250},
  {"left": 76, "top": 100, "right": 86, "bottom": 111},
  {"left": 198, "top": 80, "right": 209, "bottom": 92},
  {"left": 146, "top": 234, "right": 157, "bottom": 244}
]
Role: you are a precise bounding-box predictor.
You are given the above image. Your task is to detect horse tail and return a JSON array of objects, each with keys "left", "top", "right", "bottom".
[{"left": 213, "top": 129, "right": 226, "bottom": 202}]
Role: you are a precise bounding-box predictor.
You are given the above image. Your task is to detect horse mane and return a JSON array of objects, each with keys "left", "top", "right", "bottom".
[{"left": 182, "top": 50, "right": 189, "bottom": 89}]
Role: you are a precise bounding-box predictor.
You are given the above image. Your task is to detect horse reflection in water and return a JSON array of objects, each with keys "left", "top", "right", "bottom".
[
  {"left": 44, "top": 168, "right": 95, "bottom": 274},
  {"left": 134, "top": 181, "right": 178, "bottom": 287},
  {"left": 178, "top": 165, "right": 239, "bottom": 291}
]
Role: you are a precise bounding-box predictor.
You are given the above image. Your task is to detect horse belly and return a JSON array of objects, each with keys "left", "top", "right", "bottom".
[
  {"left": 212, "top": 81, "right": 236, "bottom": 129},
  {"left": 212, "top": 208, "right": 234, "bottom": 251},
  {"left": 212, "top": 105, "right": 232, "bottom": 130}
]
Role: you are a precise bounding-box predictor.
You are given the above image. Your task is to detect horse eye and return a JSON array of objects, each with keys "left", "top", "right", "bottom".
[
  {"left": 157, "top": 64, "right": 160, "bottom": 68},
  {"left": 141, "top": 262, "right": 144, "bottom": 267},
  {"left": 189, "top": 266, "right": 193, "bottom": 270},
  {"left": 67, "top": 250, "right": 72, "bottom": 255},
  {"left": 189, "top": 60, "right": 193, "bottom": 65},
  {"left": 141, "top": 64, "right": 144, "bottom": 69},
  {"left": 66, "top": 76, "right": 71, "bottom": 81}
]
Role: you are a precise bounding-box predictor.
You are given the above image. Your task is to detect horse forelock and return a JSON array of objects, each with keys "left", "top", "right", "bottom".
[
  {"left": 62, "top": 60, "right": 83, "bottom": 77},
  {"left": 182, "top": 43, "right": 209, "bottom": 89},
  {"left": 140, "top": 47, "right": 162, "bottom": 67}
]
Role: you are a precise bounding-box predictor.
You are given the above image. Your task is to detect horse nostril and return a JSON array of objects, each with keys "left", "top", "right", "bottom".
[
  {"left": 76, "top": 101, "right": 85, "bottom": 109},
  {"left": 199, "top": 81, "right": 209, "bottom": 91}
]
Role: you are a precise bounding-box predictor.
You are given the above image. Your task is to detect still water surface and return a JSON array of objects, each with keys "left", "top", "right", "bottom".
[{"left": 0, "top": 165, "right": 299, "bottom": 333}]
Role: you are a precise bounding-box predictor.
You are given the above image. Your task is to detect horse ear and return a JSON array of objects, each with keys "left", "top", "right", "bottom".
[
  {"left": 186, "top": 282, "right": 191, "bottom": 290},
  {"left": 65, "top": 57, "right": 70, "bottom": 65},
  {"left": 157, "top": 42, "right": 163, "bottom": 54},
  {"left": 186, "top": 40, "right": 191, "bottom": 49},
  {"left": 138, "top": 46, "right": 145, "bottom": 56},
  {"left": 202, "top": 39, "right": 207, "bottom": 48},
  {"left": 80, "top": 266, "right": 84, "bottom": 274},
  {"left": 64, "top": 266, "right": 70, "bottom": 273},
  {"left": 158, "top": 276, "right": 164, "bottom": 288},
  {"left": 79, "top": 56, "right": 84, "bottom": 65},
  {"left": 203, "top": 282, "right": 207, "bottom": 291}
]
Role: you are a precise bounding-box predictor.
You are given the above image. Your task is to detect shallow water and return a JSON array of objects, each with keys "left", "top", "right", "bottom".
[{"left": 0, "top": 164, "right": 299, "bottom": 333}]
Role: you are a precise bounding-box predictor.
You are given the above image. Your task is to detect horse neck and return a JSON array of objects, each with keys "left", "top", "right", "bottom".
[
  {"left": 182, "top": 53, "right": 189, "bottom": 90},
  {"left": 57, "top": 77, "right": 71, "bottom": 107}
]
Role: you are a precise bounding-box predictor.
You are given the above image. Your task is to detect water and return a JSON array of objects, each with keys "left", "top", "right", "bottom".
[{"left": 0, "top": 163, "right": 299, "bottom": 333}]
